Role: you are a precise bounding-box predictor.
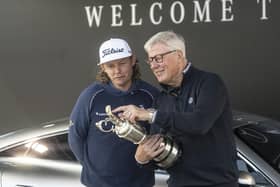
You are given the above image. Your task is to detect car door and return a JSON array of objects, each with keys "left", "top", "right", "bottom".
[{"left": 1, "top": 158, "right": 83, "bottom": 187}]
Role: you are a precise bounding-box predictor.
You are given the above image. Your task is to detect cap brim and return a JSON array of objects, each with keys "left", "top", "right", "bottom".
[{"left": 97, "top": 53, "right": 132, "bottom": 65}]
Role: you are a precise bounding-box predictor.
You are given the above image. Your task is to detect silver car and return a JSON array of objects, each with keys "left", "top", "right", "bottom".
[{"left": 0, "top": 112, "right": 279, "bottom": 187}]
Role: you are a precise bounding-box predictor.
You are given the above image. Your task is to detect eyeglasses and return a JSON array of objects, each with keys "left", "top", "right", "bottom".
[{"left": 146, "top": 50, "right": 177, "bottom": 65}]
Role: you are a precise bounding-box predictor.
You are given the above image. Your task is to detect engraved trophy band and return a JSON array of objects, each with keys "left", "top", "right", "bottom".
[{"left": 95, "top": 105, "right": 181, "bottom": 168}]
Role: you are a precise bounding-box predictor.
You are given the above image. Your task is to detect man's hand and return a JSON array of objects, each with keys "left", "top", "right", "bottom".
[
  {"left": 112, "top": 105, "right": 150, "bottom": 123},
  {"left": 135, "top": 134, "right": 165, "bottom": 164}
]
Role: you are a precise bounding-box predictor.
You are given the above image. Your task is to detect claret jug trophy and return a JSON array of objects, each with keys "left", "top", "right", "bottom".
[{"left": 95, "top": 105, "right": 181, "bottom": 168}]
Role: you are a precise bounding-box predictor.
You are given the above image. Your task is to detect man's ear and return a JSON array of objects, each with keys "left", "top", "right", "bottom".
[{"left": 177, "top": 50, "right": 184, "bottom": 59}]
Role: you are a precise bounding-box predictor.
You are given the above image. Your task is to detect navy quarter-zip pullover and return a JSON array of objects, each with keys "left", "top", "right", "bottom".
[
  {"left": 152, "top": 65, "right": 239, "bottom": 187},
  {"left": 68, "top": 79, "right": 159, "bottom": 187}
]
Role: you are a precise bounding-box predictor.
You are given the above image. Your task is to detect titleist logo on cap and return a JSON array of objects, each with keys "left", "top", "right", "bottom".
[
  {"left": 98, "top": 38, "right": 132, "bottom": 65},
  {"left": 102, "top": 48, "right": 124, "bottom": 58}
]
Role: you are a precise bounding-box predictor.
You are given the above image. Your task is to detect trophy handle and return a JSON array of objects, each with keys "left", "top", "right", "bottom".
[
  {"left": 105, "top": 105, "right": 123, "bottom": 124},
  {"left": 95, "top": 118, "right": 115, "bottom": 132}
]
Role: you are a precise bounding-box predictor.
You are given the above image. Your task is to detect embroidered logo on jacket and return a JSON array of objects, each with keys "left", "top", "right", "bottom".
[
  {"left": 96, "top": 112, "right": 108, "bottom": 116},
  {"left": 188, "top": 97, "right": 194, "bottom": 104}
]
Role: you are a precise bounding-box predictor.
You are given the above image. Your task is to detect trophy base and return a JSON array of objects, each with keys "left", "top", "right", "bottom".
[{"left": 154, "top": 136, "right": 181, "bottom": 168}]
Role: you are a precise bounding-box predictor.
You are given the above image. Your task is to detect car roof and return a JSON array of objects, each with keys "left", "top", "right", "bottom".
[
  {"left": 233, "top": 111, "right": 280, "bottom": 130},
  {"left": 0, "top": 118, "right": 69, "bottom": 151}
]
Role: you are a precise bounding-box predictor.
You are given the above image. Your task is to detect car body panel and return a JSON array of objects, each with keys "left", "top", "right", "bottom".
[
  {"left": 1, "top": 157, "right": 83, "bottom": 187},
  {"left": 0, "top": 156, "right": 168, "bottom": 187}
]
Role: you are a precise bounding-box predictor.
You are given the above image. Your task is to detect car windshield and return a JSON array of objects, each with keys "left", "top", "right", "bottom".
[
  {"left": 235, "top": 120, "right": 280, "bottom": 173},
  {"left": 0, "top": 133, "right": 76, "bottom": 161}
]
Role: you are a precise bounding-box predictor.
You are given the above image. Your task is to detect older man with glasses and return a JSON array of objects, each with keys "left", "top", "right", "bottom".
[{"left": 113, "top": 31, "right": 239, "bottom": 187}]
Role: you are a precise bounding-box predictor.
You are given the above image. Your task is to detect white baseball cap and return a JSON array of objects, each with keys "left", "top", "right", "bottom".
[{"left": 98, "top": 38, "right": 132, "bottom": 65}]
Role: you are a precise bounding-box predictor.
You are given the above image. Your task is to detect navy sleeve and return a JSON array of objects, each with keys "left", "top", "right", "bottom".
[
  {"left": 154, "top": 74, "right": 228, "bottom": 135},
  {"left": 141, "top": 80, "right": 160, "bottom": 103},
  {"left": 68, "top": 88, "right": 92, "bottom": 164},
  {"left": 150, "top": 86, "right": 160, "bottom": 101},
  {"left": 141, "top": 82, "right": 161, "bottom": 134}
]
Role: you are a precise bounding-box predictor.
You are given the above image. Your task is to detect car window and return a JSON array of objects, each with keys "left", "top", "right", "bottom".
[
  {"left": 0, "top": 133, "right": 77, "bottom": 162},
  {"left": 235, "top": 122, "right": 280, "bottom": 173},
  {"left": 237, "top": 157, "right": 274, "bottom": 187}
]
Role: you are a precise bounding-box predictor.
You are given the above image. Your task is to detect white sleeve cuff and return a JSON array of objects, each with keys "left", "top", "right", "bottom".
[{"left": 147, "top": 108, "right": 157, "bottom": 124}]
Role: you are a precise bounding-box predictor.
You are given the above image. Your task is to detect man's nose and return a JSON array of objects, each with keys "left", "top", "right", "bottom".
[
  {"left": 150, "top": 62, "right": 160, "bottom": 69},
  {"left": 114, "top": 66, "right": 121, "bottom": 73}
]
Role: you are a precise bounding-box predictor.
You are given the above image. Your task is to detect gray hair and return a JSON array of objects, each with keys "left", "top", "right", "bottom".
[{"left": 144, "top": 31, "right": 186, "bottom": 57}]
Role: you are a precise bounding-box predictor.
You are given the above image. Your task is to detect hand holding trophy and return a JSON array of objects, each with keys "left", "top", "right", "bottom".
[{"left": 95, "top": 105, "right": 181, "bottom": 168}]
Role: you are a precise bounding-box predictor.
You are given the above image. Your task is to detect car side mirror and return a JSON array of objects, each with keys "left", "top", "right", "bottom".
[{"left": 238, "top": 171, "right": 256, "bottom": 187}]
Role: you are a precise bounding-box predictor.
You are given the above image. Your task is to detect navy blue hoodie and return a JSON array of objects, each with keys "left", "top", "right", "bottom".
[{"left": 68, "top": 79, "right": 159, "bottom": 187}]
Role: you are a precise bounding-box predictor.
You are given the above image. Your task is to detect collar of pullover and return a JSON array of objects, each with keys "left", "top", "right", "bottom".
[
  {"left": 160, "top": 63, "right": 193, "bottom": 96},
  {"left": 103, "top": 80, "right": 140, "bottom": 96}
]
